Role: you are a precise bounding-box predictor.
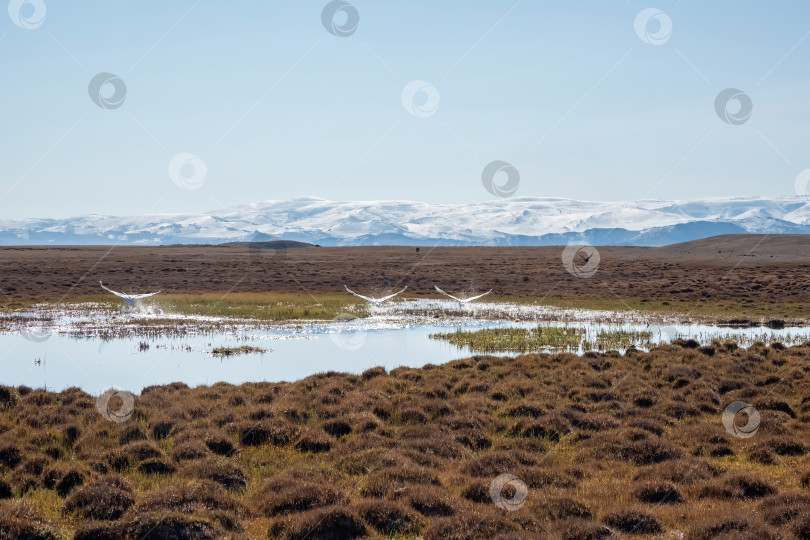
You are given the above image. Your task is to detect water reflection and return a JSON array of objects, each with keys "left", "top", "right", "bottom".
[{"left": 1, "top": 301, "right": 807, "bottom": 394}]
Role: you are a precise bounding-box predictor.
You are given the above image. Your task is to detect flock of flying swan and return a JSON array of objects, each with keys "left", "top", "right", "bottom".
[
  {"left": 344, "top": 285, "right": 492, "bottom": 305},
  {"left": 99, "top": 281, "right": 491, "bottom": 308}
]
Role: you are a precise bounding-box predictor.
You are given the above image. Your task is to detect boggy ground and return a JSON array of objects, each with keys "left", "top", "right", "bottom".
[
  {"left": 1, "top": 235, "right": 810, "bottom": 307},
  {"left": 1, "top": 341, "right": 809, "bottom": 539}
]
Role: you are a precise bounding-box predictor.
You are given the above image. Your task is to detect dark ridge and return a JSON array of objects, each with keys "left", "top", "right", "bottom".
[{"left": 219, "top": 240, "right": 318, "bottom": 249}]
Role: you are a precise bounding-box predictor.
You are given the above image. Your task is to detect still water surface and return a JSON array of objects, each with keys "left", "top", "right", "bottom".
[{"left": 2, "top": 302, "right": 807, "bottom": 394}]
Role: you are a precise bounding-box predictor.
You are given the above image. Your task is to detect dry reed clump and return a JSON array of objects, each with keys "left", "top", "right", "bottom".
[
  {"left": 686, "top": 507, "right": 782, "bottom": 540},
  {"left": 179, "top": 460, "right": 247, "bottom": 492},
  {"left": 62, "top": 475, "right": 134, "bottom": 520},
  {"left": 558, "top": 519, "right": 612, "bottom": 540},
  {"left": 172, "top": 440, "right": 210, "bottom": 461},
  {"left": 251, "top": 469, "right": 348, "bottom": 516},
  {"left": 137, "top": 457, "right": 176, "bottom": 475},
  {"left": 204, "top": 434, "right": 236, "bottom": 456},
  {"left": 359, "top": 464, "right": 440, "bottom": 498},
  {"left": 294, "top": 427, "right": 333, "bottom": 453},
  {"left": 268, "top": 505, "right": 367, "bottom": 540},
  {"left": 0, "top": 343, "right": 808, "bottom": 537},
  {"left": 355, "top": 499, "right": 422, "bottom": 536},
  {"left": 699, "top": 473, "right": 777, "bottom": 500},
  {"left": 0, "top": 480, "right": 11, "bottom": 500},
  {"left": 105, "top": 441, "right": 162, "bottom": 472},
  {"left": 541, "top": 497, "right": 592, "bottom": 520},
  {"left": 603, "top": 509, "right": 663, "bottom": 534},
  {"left": 230, "top": 419, "right": 298, "bottom": 447},
  {"left": 0, "top": 499, "right": 58, "bottom": 539},
  {"left": 405, "top": 484, "right": 456, "bottom": 517},
  {"left": 73, "top": 520, "right": 128, "bottom": 540},
  {"left": 42, "top": 464, "right": 86, "bottom": 497},
  {"left": 423, "top": 510, "right": 518, "bottom": 540},
  {"left": 757, "top": 492, "right": 810, "bottom": 527},
  {"left": 0, "top": 444, "right": 23, "bottom": 469},
  {"left": 124, "top": 512, "right": 222, "bottom": 540},
  {"left": 632, "top": 481, "right": 684, "bottom": 504},
  {"left": 134, "top": 479, "right": 244, "bottom": 517}
]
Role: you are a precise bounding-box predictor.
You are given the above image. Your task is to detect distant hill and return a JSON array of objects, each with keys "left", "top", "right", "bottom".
[
  {"left": 220, "top": 240, "right": 317, "bottom": 250},
  {"left": 0, "top": 196, "right": 808, "bottom": 247},
  {"left": 656, "top": 234, "right": 810, "bottom": 262}
]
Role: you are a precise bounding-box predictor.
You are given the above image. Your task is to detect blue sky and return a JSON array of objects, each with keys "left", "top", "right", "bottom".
[{"left": 1, "top": 0, "right": 809, "bottom": 218}]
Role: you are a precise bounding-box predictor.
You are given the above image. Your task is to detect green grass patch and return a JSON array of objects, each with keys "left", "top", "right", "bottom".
[
  {"left": 592, "top": 329, "right": 652, "bottom": 350},
  {"left": 503, "top": 296, "right": 810, "bottom": 321},
  {"left": 432, "top": 326, "right": 657, "bottom": 352},
  {"left": 3, "top": 293, "right": 807, "bottom": 324},
  {"left": 163, "top": 293, "right": 367, "bottom": 321},
  {"left": 1, "top": 293, "right": 368, "bottom": 322},
  {"left": 430, "top": 326, "right": 585, "bottom": 352},
  {"left": 211, "top": 345, "right": 268, "bottom": 357}
]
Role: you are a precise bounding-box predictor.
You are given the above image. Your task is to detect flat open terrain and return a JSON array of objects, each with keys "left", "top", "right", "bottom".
[
  {"left": 1, "top": 341, "right": 809, "bottom": 538},
  {"left": 1, "top": 235, "right": 809, "bottom": 306},
  {"left": 1, "top": 235, "right": 809, "bottom": 538}
]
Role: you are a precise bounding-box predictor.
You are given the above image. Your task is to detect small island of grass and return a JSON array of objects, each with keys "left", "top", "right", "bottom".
[{"left": 211, "top": 345, "right": 269, "bottom": 357}]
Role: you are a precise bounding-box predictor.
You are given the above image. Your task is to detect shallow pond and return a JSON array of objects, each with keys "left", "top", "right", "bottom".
[{"left": 1, "top": 301, "right": 808, "bottom": 395}]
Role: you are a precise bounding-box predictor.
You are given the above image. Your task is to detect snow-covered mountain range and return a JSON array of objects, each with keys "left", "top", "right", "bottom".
[{"left": 2, "top": 197, "right": 809, "bottom": 247}]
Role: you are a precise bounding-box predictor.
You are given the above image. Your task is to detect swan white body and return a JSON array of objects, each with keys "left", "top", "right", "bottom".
[
  {"left": 344, "top": 285, "right": 407, "bottom": 305},
  {"left": 434, "top": 286, "right": 492, "bottom": 304},
  {"left": 100, "top": 281, "right": 161, "bottom": 307}
]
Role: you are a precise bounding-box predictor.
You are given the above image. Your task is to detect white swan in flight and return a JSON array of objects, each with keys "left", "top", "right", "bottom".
[
  {"left": 434, "top": 285, "right": 492, "bottom": 304},
  {"left": 100, "top": 281, "right": 161, "bottom": 308},
  {"left": 344, "top": 285, "right": 407, "bottom": 305}
]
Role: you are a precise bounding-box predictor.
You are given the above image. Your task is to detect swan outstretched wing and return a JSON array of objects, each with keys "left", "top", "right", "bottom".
[
  {"left": 462, "top": 290, "right": 492, "bottom": 303},
  {"left": 435, "top": 286, "right": 491, "bottom": 303},
  {"left": 131, "top": 291, "right": 162, "bottom": 299},
  {"left": 100, "top": 281, "right": 161, "bottom": 300},
  {"left": 376, "top": 286, "right": 407, "bottom": 303},
  {"left": 345, "top": 285, "right": 406, "bottom": 303},
  {"left": 344, "top": 285, "right": 376, "bottom": 303},
  {"left": 434, "top": 286, "right": 462, "bottom": 302},
  {"left": 99, "top": 281, "right": 129, "bottom": 299}
]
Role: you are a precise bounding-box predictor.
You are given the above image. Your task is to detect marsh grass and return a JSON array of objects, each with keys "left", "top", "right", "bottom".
[
  {"left": 211, "top": 346, "right": 268, "bottom": 357},
  {"left": 3, "top": 294, "right": 808, "bottom": 328},
  {"left": 430, "top": 326, "right": 585, "bottom": 352},
  {"left": 592, "top": 329, "right": 652, "bottom": 350},
  {"left": 507, "top": 296, "right": 810, "bottom": 322},
  {"left": 162, "top": 293, "right": 368, "bottom": 321},
  {"left": 0, "top": 343, "right": 809, "bottom": 537},
  {"left": 431, "top": 326, "right": 654, "bottom": 352},
  {"left": 1, "top": 293, "right": 368, "bottom": 322}
]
